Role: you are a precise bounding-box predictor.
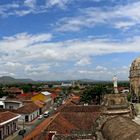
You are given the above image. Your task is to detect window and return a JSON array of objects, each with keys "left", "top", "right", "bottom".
[
  {"left": 110, "top": 100, "right": 115, "bottom": 105},
  {"left": 9, "top": 106, "right": 14, "bottom": 109},
  {"left": 0, "top": 130, "right": 2, "bottom": 140},
  {"left": 0, "top": 105, "right": 3, "bottom": 109}
]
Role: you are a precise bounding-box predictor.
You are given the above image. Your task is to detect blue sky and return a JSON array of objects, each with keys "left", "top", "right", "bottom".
[{"left": 0, "top": 0, "right": 140, "bottom": 80}]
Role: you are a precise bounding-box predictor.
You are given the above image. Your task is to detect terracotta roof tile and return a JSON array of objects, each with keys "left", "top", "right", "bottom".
[
  {"left": 24, "top": 113, "right": 59, "bottom": 140},
  {"left": 45, "top": 107, "right": 101, "bottom": 134},
  {"left": 4, "top": 87, "right": 23, "bottom": 94},
  {"left": 51, "top": 93, "right": 58, "bottom": 99},
  {"left": 34, "top": 100, "right": 46, "bottom": 108},
  {"left": 24, "top": 105, "right": 101, "bottom": 140},
  {"left": 60, "top": 105, "right": 101, "bottom": 112},
  {"left": 0, "top": 111, "right": 19, "bottom": 124},
  {"left": 47, "top": 113, "right": 78, "bottom": 134},
  {"left": 15, "top": 102, "right": 39, "bottom": 114}
]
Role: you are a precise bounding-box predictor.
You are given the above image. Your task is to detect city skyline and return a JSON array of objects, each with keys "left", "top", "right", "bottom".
[{"left": 0, "top": 0, "right": 140, "bottom": 80}]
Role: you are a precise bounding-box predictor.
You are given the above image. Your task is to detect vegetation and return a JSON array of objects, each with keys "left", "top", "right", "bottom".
[{"left": 80, "top": 85, "right": 108, "bottom": 104}]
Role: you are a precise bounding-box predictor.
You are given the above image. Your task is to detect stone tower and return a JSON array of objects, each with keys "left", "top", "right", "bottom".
[{"left": 130, "top": 57, "right": 140, "bottom": 102}]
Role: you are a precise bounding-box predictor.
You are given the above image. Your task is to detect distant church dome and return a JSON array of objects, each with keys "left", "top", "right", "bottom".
[{"left": 130, "top": 57, "right": 140, "bottom": 102}]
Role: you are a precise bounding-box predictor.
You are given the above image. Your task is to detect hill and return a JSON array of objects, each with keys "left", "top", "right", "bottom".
[{"left": 0, "top": 76, "right": 34, "bottom": 84}]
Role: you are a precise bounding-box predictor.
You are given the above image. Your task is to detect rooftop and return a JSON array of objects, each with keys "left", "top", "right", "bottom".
[
  {"left": 24, "top": 105, "right": 101, "bottom": 140},
  {"left": 3, "top": 87, "right": 23, "bottom": 94},
  {"left": 34, "top": 100, "right": 46, "bottom": 108},
  {"left": 0, "top": 111, "right": 20, "bottom": 125},
  {"left": 15, "top": 102, "right": 39, "bottom": 114},
  {"left": 41, "top": 91, "right": 51, "bottom": 96}
]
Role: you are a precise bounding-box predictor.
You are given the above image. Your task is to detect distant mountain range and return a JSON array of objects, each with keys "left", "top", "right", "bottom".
[
  {"left": 0, "top": 76, "right": 129, "bottom": 84},
  {"left": 0, "top": 76, "right": 34, "bottom": 84}
]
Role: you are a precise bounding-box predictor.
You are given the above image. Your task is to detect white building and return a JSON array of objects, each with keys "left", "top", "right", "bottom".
[
  {"left": 0, "top": 111, "right": 20, "bottom": 140},
  {"left": 15, "top": 102, "right": 40, "bottom": 122}
]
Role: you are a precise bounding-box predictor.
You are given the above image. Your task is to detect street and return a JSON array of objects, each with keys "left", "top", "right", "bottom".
[
  {"left": 5, "top": 95, "right": 66, "bottom": 140},
  {"left": 5, "top": 116, "right": 48, "bottom": 140}
]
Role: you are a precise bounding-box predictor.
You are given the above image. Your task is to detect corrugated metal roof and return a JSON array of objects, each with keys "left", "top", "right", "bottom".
[{"left": 41, "top": 91, "right": 51, "bottom": 96}]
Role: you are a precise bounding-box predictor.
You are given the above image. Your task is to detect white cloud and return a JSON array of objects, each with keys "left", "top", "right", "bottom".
[
  {"left": 0, "top": 3, "right": 19, "bottom": 17},
  {"left": 14, "top": 10, "right": 34, "bottom": 16},
  {"left": 5, "top": 62, "right": 21, "bottom": 67},
  {"left": 0, "top": 32, "right": 140, "bottom": 62},
  {"left": 96, "top": 65, "right": 107, "bottom": 71},
  {"left": 0, "top": 0, "right": 71, "bottom": 17},
  {"left": 0, "top": 32, "right": 52, "bottom": 52},
  {"left": 25, "top": 64, "right": 50, "bottom": 75},
  {"left": 78, "top": 64, "right": 129, "bottom": 81},
  {"left": 0, "top": 71, "right": 15, "bottom": 77},
  {"left": 75, "top": 58, "right": 91, "bottom": 66},
  {"left": 0, "top": 32, "right": 139, "bottom": 80},
  {"left": 46, "top": 0, "right": 69, "bottom": 8},
  {"left": 55, "top": 1, "right": 140, "bottom": 31},
  {"left": 114, "top": 21, "right": 136, "bottom": 30},
  {"left": 24, "top": 0, "right": 36, "bottom": 8}
]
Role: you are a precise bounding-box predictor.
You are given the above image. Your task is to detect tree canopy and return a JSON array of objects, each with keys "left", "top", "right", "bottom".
[{"left": 80, "top": 85, "right": 108, "bottom": 104}]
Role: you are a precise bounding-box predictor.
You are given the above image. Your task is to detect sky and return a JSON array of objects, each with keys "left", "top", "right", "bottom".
[{"left": 0, "top": 0, "right": 140, "bottom": 81}]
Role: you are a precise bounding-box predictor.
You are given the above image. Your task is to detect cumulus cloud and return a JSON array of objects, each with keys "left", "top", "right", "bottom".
[
  {"left": 0, "top": 32, "right": 52, "bottom": 52},
  {"left": 0, "top": 32, "right": 138, "bottom": 80},
  {"left": 0, "top": 33, "right": 138, "bottom": 61},
  {"left": 25, "top": 64, "right": 50, "bottom": 75},
  {"left": 5, "top": 62, "right": 22, "bottom": 67},
  {"left": 1, "top": 0, "right": 137, "bottom": 80},
  {"left": 77, "top": 64, "right": 129, "bottom": 81},
  {"left": 75, "top": 58, "right": 91, "bottom": 66}
]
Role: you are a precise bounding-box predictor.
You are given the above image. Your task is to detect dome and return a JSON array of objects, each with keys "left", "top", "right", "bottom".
[
  {"left": 129, "top": 57, "right": 140, "bottom": 102},
  {"left": 130, "top": 57, "right": 140, "bottom": 78},
  {"left": 131, "top": 57, "right": 140, "bottom": 67},
  {"left": 135, "top": 57, "right": 140, "bottom": 62}
]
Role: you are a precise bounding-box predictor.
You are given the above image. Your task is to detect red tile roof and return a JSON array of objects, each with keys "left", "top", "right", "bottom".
[
  {"left": 47, "top": 113, "right": 78, "bottom": 134},
  {"left": 60, "top": 105, "right": 101, "bottom": 112},
  {"left": 24, "top": 105, "right": 101, "bottom": 140},
  {"left": 24, "top": 113, "right": 59, "bottom": 140},
  {"left": 17, "top": 93, "right": 29, "bottom": 97},
  {"left": 16, "top": 93, "right": 33, "bottom": 101},
  {"left": 34, "top": 100, "right": 46, "bottom": 108},
  {"left": 15, "top": 103, "right": 39, "bottom": 114},
  {"left": 47, "top": 105, "right": 101, "bottom": 133},
  {"left": 4, "top": 87, "right": 23, "bottom": 94},
  {"left": 0, "top": 111, "right": 19, "bottom": 125},
  {"left": 51, "top": 93, "right": 58, "bottom": 99}
]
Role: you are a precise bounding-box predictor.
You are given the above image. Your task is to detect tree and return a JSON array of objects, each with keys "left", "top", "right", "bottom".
[
  {"left": 80, "top": 85, "right": 107, "bottom": 104},
  {"left": 21, "top": 84, "right": 32, "bottom": 93},
  {"left": 80, "top": 88, "right": 93, "bottom": 104}
]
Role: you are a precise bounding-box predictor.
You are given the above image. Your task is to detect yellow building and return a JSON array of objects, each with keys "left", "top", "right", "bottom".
[
  {"left": 31, "top": 91, "right": 53, "bottom": 113},
  {"left": 31, "top": 93, "right": 47, "bottom": 102}
]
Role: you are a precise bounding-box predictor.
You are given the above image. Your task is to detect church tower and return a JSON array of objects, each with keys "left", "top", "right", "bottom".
[{"left": 130, "top": 57, "right": 140, "bottom": 102}]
